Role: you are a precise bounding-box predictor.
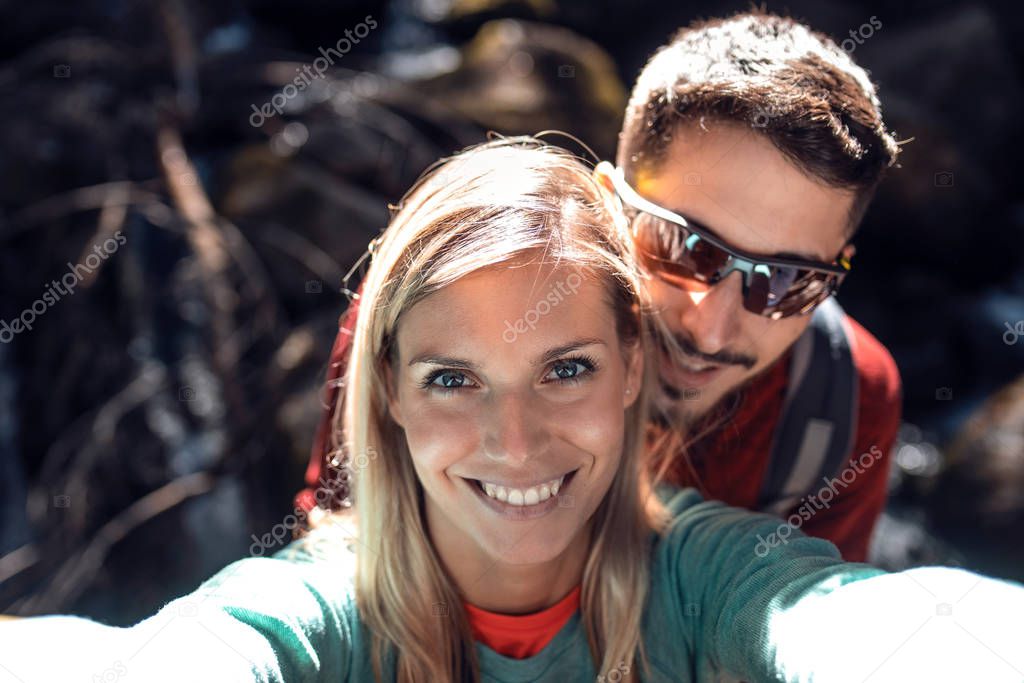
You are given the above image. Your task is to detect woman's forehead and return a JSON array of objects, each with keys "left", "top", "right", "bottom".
[{"left": 394, "top": 264, "right": 616, "bottom": 356}]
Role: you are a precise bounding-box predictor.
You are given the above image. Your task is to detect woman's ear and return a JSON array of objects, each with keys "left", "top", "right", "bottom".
[
  {"left": 623, "top": 340, "right": 644, "bottom": 409},
  {"left": 384, "top": 360, "right": 405, "bottom": 427}
]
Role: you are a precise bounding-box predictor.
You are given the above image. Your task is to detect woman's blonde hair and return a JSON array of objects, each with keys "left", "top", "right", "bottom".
[{"left": 329, "top": 136, "right": 669, "bottom": 682}]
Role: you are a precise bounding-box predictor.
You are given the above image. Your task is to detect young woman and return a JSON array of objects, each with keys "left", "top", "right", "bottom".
[{"left": 1, "top": 138, "right": 1021, "bottom": 683}]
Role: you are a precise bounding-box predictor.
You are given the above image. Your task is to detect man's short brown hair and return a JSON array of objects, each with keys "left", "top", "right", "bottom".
[{"left": 616, "top": 10, "right": 901, "bottom": 230}]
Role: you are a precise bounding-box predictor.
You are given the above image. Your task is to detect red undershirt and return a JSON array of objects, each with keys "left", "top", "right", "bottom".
[{"left": 463, "top": 586, "right": 581, "bottom": 659}]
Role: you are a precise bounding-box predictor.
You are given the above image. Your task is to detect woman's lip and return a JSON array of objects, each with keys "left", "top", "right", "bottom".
[
  {"left": 660, "top": 349, "right": 724, "bottom": 389},
  {"left": 463, "top": 470, "right": 577, "bottom": 520}
]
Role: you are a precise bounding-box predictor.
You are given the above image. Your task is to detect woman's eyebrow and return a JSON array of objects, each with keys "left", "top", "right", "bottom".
[
  {"left": 535, "top": 338, "right": 606, "bottom": 365},
  {"left": 408, "top": 354, "right": 474, "bottom": 368},
  {"left": 407, "top": 338, "right": 606, "bottom": 369}
]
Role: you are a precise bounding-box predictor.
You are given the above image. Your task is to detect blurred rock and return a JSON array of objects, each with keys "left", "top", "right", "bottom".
[
  {"left": 413, "top": 19, "right": 626, "bottom": 159},
  {"left": 927, "top": 374, "right": 1024, "bottom": 581}
]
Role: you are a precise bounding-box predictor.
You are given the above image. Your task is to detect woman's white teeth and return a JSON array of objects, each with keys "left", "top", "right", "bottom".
[{"left": 482, "top": 475, "right": 565, "bottom": 506}]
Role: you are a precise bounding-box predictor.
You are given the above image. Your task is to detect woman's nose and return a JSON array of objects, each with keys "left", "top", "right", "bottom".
[{"left": 481, "top": 391, "right": 549, "bottom": 465}]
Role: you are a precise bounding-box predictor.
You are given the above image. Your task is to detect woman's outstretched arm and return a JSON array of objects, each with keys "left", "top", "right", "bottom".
[
  {"left": 658, "top": 489, "right": 1024, "bottom": 682},
  {"left": 0, "top": 524, "right": 359, "bottom": 683}
]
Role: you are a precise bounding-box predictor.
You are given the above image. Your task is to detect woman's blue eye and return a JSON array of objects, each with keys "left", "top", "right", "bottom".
[
  {"left": 429, "top": 371, "right": 468, "bottom": 389},
  {"left": 552, "top": 362, "right": 584, "bottom": 380},
  {"left": 546, "top": 355, "right": 598, "bottom": 383}
]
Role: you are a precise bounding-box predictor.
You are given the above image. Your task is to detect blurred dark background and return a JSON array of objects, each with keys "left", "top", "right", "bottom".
[{"left": 0, "top": 0, "right": 1022, "bottom": 625}]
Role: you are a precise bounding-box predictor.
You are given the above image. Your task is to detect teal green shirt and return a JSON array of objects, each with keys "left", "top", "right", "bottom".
[{"left": 2, "top": 487, "right": 1022, "bottom": 682}]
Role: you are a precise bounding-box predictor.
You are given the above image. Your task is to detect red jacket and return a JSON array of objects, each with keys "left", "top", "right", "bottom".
[
  {"left": 664, "top": 314, "right": 900, "bottom": 561},
  {"left": 297, "top": 292, "right": 900, "bottom": 562}
]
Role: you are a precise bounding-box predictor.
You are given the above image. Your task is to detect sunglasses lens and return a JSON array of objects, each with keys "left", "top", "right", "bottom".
[
  {"left": 744, "top": 269, "right": 771, "bottom": 314},
  {"left": 768, "top": 272, "right": 835, "bottom": 317},
  {"left": 632, "top": 211, "right": 728, "bottom": 282},
  {"left": 632, "top": 211, "right": 682, "bottom": 259},
  {"left": 687, "top": 234, "right": 730, "bottom": 281},
  {"left": 766, "top": 266, "right": 800, "bottom": 307}
]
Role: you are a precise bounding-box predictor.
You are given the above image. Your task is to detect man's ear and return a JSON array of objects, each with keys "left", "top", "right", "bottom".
[
  {"left": 839, "top": 242, "right": 857, "bottom": 270},
  {"left": 384, "top": 360, "right": 405, "bottom": 427},
  {"left": 593, "top": 161, "right": 617, "bottom": 194}
]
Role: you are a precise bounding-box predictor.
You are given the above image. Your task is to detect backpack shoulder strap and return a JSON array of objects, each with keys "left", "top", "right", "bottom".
[{"left": 757, "top": 297, "right": 859, "bottom": 516}]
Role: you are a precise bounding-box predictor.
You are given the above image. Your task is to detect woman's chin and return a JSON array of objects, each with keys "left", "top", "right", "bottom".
[{"left": 478, "top": 528, "right": 581, "bottom": 566}]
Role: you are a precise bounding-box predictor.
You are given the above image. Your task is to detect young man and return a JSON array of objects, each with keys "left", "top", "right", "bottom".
[
  {"left": 602, "top": 10, "right": 902, "bottom": 562},
  {"left": 297, "top": 11, "right": 901, "bottom": 562}
]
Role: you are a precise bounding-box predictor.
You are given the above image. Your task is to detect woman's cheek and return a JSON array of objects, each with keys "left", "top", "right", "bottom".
[
  {"left": 559, "top": 385, "right": 626, "bottom": 463},
  {"left": 402, "top": 401, "right": 480, "bottom": 470}
]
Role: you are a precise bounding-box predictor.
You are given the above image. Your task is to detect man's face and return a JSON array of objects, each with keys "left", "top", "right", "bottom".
[{"left": 632, "top": 122, "right": 855, "bottom": 424}]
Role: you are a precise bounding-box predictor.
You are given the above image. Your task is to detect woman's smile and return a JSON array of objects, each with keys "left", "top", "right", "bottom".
[{"left": 460, "top": 468, "right": 579, "bottom": 520}]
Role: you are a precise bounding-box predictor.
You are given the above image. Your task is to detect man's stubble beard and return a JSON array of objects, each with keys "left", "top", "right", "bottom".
[{"left": 653, "top": 356, "right": 779, "bottom": 438}]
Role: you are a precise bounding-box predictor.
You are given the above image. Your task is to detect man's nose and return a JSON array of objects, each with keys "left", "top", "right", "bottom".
[
  {"left": 482, "top": 391, "right": 549, "bottom": 465},
  {"left": 677, "top": 272, "right": 745, "bottom": 355}
]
